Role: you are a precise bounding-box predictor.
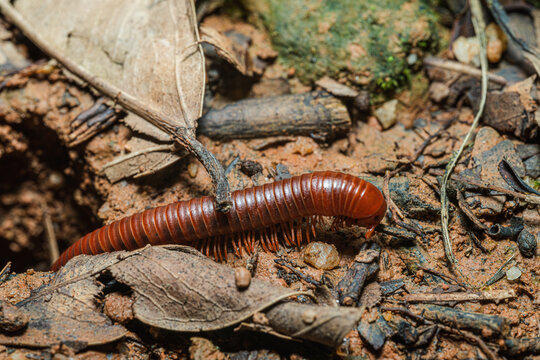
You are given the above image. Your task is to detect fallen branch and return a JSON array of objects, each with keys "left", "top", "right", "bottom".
[
  {"left": 403, "top": 289, "right": 516, "bottom": 303},
  {"left": 439, "top": 0, "right": 488, "bottom": 265},
  {"left": 423, "top": 57, "right": 507, "bottom": 85}
]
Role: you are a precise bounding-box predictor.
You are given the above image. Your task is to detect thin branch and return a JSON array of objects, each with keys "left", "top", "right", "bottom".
[
  {"left": 41, "top": 201, "right": 59, "bottom": 264},
  {"left": 429, "top": 169, "right": 540, "bottom": 205},
  {"left": 423, "top": 57, "right": 507, "bottom": 85},
  {"left": 440, "top": 0, "right": 488, "bottom": 265},
  {"left": 381, "top": 307, "right": 500, "bottom": 360}
]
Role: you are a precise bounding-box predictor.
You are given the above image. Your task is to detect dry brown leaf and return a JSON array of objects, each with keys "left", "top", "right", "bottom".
[
  {"left": 0, "top": 0, "right": 235, "bottom": 198},
  {"left": 13, "top": 0, "right": 204, "bottom": 131},
  {"left": 106, "top": 246, "right": 301, "bottom": 331},
  {"left": 315, "top": 76, "right": 358, "bottom": 98},
  {"left": 200, "top": 25, "right": 251, "bottom": 76},
  {"left": 102, "top": 136, "right": 186, "bottom": 182},
  {"left": 0, "top": 254, "right": 127, "bottom": 349}
]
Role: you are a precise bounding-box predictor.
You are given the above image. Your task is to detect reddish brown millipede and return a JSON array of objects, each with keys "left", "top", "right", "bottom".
[{"left": 51, "top": 171, "right": 387, "bottom": 271}]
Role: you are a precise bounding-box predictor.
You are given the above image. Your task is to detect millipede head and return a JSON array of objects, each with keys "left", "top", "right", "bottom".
[{"left": 343, "top": 181, "right": 387, "bottom": 235}]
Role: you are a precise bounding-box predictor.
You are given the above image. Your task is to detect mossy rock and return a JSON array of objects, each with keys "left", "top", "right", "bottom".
[{"left": 245, "top": 0, "right": 439, "bottom": 92}]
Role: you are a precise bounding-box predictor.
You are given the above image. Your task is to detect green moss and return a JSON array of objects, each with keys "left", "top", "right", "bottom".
[{"left": 256, "top": 0, "right": 439, "bottom": 92}]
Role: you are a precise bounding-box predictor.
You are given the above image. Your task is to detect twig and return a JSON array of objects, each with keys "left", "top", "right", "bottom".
[
  {"left": 418, "top": 266, "right": 468, "bottom": 290},
  {"left": 484, "top": 253, "right": 516, "bottom": 287},
  {"left": 440, "top": 0, "right": 488, "bottom": 265},
  {"left": 381, "top": 306, "right": 500, "bottom": 360},
  {"left": 0, "top": 262, "right": 11, "bottom": 284},
  {"left": 41, "top": 201, "right": 59, "bottom": 264},
  {"left": 423, "top": 57, "right": 507, "bottom": 85},
  {"left": 384, "top": 171, "right": 426, "bottom": 241},
  {"left": 455, "top": 188, "right": 488, "bottom": 231},
  {"left": 429, "top": 169, "right": 540, "bottom": 205},
  {"left": 274, "top": 258, "right": 321, "bottom": 286},
  {"left": 408, "top": 119, "right": 453, "bottom": 165},
  {"left": 0, "top": 0, "right": 232, "bottom": 211},
  {"left": 403, "top": 289, "right": 515, "bottom": 303},
  {"left": 469, "top": 231, "right": 489, "bottom": 253}
]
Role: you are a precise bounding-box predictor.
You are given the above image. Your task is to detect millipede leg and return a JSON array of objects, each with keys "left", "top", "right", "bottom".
[
  {"left": 260, "top": 230, "right": 270, "bottom": 252},
  {"left": 281, "top": 222, "right": 294, "bottom": 247},
  {"left": 271, "top": 225, "right": 280, "bottom": 251}
]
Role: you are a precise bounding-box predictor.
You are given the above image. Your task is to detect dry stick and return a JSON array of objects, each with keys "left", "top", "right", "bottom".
[
  {"left": 403, "top": 289, "right": 516, "bottom": 303},
  {"left": 417, "top": 266, "right": 468, "bottom": 290},
  {"left": 440, "top": 0, "right": 488, "bottom": 266},
  {"left": 0, "top": 0, "right": 232, "bottom": 211},
  {"left": 274, "top": 258, "right": 321, "bottom": 286},
  {"left": 41, "top": 201, "right": 59, "bottom": 264},
  {"left": 381, "top": 307, "right": 500, "bottom": 360},
  {"left": 383, "top": 171, "right": 426, "bottom": 241},
  {"left": 455, "top": 188, "right": 489, "bottom": 231},
  {"left": 0, "top": 262, "right": 11, "bottom": 284},
  {"left": 429, "top": 169, "right": 540, "bottom": 205},
  {"left": 423, "top": 57, "right": 507, "bottom": 86}
]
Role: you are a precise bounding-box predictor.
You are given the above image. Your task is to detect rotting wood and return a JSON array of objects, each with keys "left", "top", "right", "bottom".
[
  {"left": 501, "top": 337, "right": 540, "bottom": 357},
  {"left": 403, "top": 289, "right": 516, "bottom": 303},
  {"left": 381, "top": 306, "right": 500, "bottom": 360},
  {"left": 265, "top": 302, "right": 361, "bottom": 348},
  {"left": 336, "top": 243, "right": 380, "bottom": 306},
  {"left": 416, "top": 304, "right": 510, "bottom": 337},
  {"left": 197, "top": 91, "right": 351, "bottom": 142}
]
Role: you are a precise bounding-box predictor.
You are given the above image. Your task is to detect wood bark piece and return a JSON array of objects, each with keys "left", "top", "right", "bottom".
[
  {"left": 0, "top": 0, "right": 232, "bottom": 210},
  {"left": 336, "top": 243, "right": 380, "bottom": 306},
  {"left": 198, "top": 91, "right": 351, "bottom": 142},
  {"left": 502, "top": 337, "right": 540, "bottom": 356},
  {"left": 265, "top": 302, "right": 361, "bottom": 348},
  {"left": 403, "top": 289, "right": 516, "bottom": 303},
  {"left": 416, "top": 304, "right": 510, "bottom": 337}
]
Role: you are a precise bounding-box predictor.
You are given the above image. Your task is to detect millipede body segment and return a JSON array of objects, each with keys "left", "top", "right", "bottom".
[{"left": 51, "top": 171, "right": 387, "bottom": 271}]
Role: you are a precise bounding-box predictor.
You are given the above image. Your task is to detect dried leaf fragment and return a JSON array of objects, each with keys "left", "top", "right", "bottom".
[{"left": 106, "top": 246, "right": 301, "bottom": 331}]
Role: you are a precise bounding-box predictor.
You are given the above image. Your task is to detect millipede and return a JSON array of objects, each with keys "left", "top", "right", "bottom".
[{"left": 51, "top": 171, "right": 387, "bottom": 271}]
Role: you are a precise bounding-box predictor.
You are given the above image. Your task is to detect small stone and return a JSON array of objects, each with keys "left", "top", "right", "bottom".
[
  {"left": 486, "top": 23, "right": 507, "bottom": 63},
  {"left": 407, "top": 53, "right": 418, "bottom": 65},
  {"left": 187, "top": 163, "right": 198, "bottom": 178},
  {"left": 301, "top": 309, "right": 317, "bottom": 324},
  {"left": 374, "top": 99, "right": 398, "bottom": 129},
  {"left": 428, "top": 82, "right": 449, "bottom": 103},
  {"left": 234, "top": 267, "right": 251, "bottom": 290},
  {"left": 103, "top": 292, "right": 134, "bottom": 324},
  {"left": 239, "top": 160, "right": 262, "bottom": 177},
  {"left": 0, "top": 300, "right": 28, "bottom": 333},
  {"left": 506, "top": 266, "right": 522, "bottom": 281},
  {"left": 303, "top": 241, "right": 340, "bottom": 270},
  {"left": 453, "top": 36, "right": 481, "bottom": 67},
  {"left": 517, "top": 230, "right": 537, "bottom": 258}
]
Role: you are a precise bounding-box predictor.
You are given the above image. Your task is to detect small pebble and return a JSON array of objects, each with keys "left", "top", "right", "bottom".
[
  {"left": 0, "top": 300, "right": 28, "bottom": 332},
  {"left": 301, "top": 309, "right": 317, "bottom": 324},
  {"left": 374, "top": 99, "right": 398, "bottom": 130},
  {"left": 486, "top": 23, "right": 507, "bottom": 63},
  {"left": 453, "top": 36, "right": 480, "bottom": 67},
  {"left": 506, "top": 266, "right": 522, "bottom": 281},
  {"left": 303, "top": 241, "right": 340, "bottom": 270},
  {"left": 234, "top": 267, "right": 251, "bottom": 290},
  {"left": 103, "top": 293, "right": 134, "bottom": 324},
  {"left": 187, "top": 163, "right": 198, "bottom": 178},
  {"left": 239, "top": 160, "right": 262, "bottom": 177},
  {"left": 428, "top": 82, "right": 450, "bottom": 103},
  {"left": 517, "top": 229, "right": 537, "bottom": 258}
]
